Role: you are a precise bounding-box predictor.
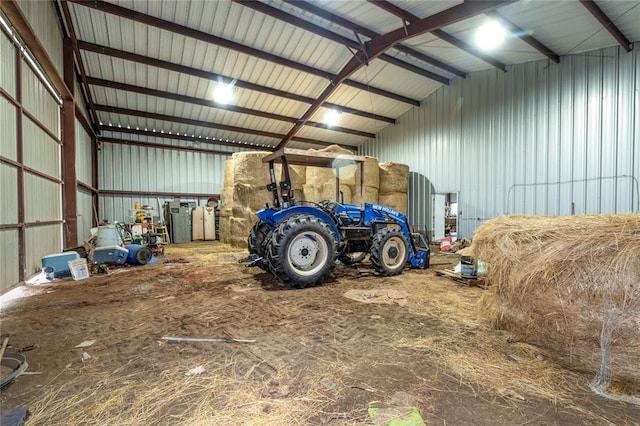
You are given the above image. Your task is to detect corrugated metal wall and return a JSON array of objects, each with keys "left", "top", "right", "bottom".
[
  {"left": 361, "top": 45, "right": 639, "bottom": 239},
  {"left": 76, "top": 118, "right": 95, "bottom": 243},
  {"left": 1, "top": 11, "right": 64, "bottom": 291},
  {"left": 98, "top": 131, "right": 242, "bottom": 223},
  {"left": 16, "top": 0, "right": 63, "bottom": 75}
]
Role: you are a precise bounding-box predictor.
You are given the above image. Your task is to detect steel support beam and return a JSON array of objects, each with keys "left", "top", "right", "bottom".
[
  {"left": 368, "top": 0, "right": 508, "bottom": 72},
  {"left": 94, "top": 106, "right": 353, "bottom": 150},
  {"left": 69, "top": 0, "right": 420, "bottom": 106},
  {"left": 276, "top": 0, "right": 511, "bottom": 150},
  {"left": 100, "top": 137, "right": 234, "bottom": 156},
  {"left": 87, "top": 77, "right": 374, "bottom": 138},
  {"left": 579, "top": 0, "right": 632, "bottom": 52},
  {"left": 234, "top": 0, "right": 450, "bottom": 84},
  {"left": 282, "top": 0, "right": 466, "bottom": 79},
  {"left": 62, "top": 37, "right": 78, "bottom": 248},
  {"left": 59, "top": 0, "right": 101, "bottom": 128},
  {"left": 77, "top": 42, "right": 396, "bottom": 123}
]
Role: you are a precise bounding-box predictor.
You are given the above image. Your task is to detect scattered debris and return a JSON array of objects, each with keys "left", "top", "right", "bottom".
[
  {"left": 434, "top": 269, "right": 487, "bottom": 289},
  {"left": 498, "top": 387, "right": 526, "bottom": 401},
  {"left": 450, "top": 238, "right": 472, "bottom": 253},
  {"left": 185, "top": 366, "right": 206, "bottom": 376},
  {"left": 74, "top": 340, "right": 96, "bottom": 348},
  {"left": 0, "top": 405, "right": 30, "bottom": 426},
  {"left": 160, "top": 336, "right": 256, "bottom": 344},
  {"left": 1, "top": 352, "right": 28, "bottom": 390},
  {"left": 82, "top": 352, "right": 91, "bottom": 361}
]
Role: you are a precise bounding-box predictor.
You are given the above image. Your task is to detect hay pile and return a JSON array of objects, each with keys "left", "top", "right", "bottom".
[
  {"left": 377, "top": 162, "right": 409, "bottom": 214},
  {"left": 304, "top": 145, "right": 356, "bottom": 204},
  {"left": 352, "top": 156, "right": 380, "bottom": 206},
  {"left": 473, "top": 214, "right": 640, "bottom": 403}
]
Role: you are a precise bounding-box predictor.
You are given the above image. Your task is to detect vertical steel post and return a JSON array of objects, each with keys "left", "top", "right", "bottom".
[{"left": 62, "top": 37, "right": 77, "bottom": 247}]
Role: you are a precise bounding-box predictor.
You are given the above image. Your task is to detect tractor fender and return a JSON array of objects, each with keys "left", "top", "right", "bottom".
[{"left": 256, "top": 206, "right": 342, "bottom": 244}]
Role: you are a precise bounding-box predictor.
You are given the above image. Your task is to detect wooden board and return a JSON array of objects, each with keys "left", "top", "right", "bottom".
[{"left": 435, "top": 269, "right": 487, "bottom": 289}]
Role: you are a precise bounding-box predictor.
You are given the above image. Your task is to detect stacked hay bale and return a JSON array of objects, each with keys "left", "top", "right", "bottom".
[
  {"left": 377, "top": 162, "right": 409, "bottom": 215},
  {"left": 351, "top": 156, "right": 380, "bottom": 206},
  {"left": 303, "top": 145, "right": 356, "bottom": 204},
  {"left": 219, "top": 152, "right": 306, "bottom": 248},
  {"left": 473, "top": 214, "right": 640, "bottom": 403}
]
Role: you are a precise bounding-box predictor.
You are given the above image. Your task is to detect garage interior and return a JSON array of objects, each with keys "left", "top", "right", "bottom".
[{"left": 1, "top": 0, "right": 639, "bottom": 424}]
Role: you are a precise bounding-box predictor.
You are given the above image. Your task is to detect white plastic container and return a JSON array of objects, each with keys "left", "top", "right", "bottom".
[
  {"left": 96, "top": 225, "right": 123, "bottom": 247},
  {"left": 68, "top": 258, "right": 89, "bottom": 280}
]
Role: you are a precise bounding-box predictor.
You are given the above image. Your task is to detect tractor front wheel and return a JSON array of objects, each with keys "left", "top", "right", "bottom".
[
  {"left": 370, "top": 228, "right": 408, "bottom": 276},
  {"left": 266, "top": 215, "right": 337, "bottom": 288}
]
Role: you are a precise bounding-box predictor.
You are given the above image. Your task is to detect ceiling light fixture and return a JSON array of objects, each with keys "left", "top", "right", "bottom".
[
  {"left": 475, "top": 20, "right": 506, "bottom": 51},
  {"left": 323, "top": 109, "right": 342, "bottom": 127},
  {"left": 213, "top": 82, "right": 234, "bottom": 104}
]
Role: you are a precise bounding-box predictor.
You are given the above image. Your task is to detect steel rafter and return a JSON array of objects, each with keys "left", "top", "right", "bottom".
[
  {"left": 282, "top": 0, "right": 466, "bottom": 79},
  {"left": 579, "top": 0, "right": 632, "bottom": 52},
  {"left": 276, "top": 0, "right": 512, "bottom": 150},
  {"left": 87, "top": 77, "right": 375, "bottom": 138},
  {"left": 368, "top": 0, "right": 508, "bottom": 72},
  {"left": 94, "top": 105, "right": 355, "bottom": 149},
  {"left": 68, "top": 0, "right": 420, "bottom": 106},
  {"left": 77, "top": 41, "right": 395, "bottom": 124},
  {"left": 233, "top": 0, "right": 450, "bottom": 84}
]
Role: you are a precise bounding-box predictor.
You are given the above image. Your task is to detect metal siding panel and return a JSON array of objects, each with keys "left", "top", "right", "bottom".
[
  {"left": 362, "top": 44, "right": 639, "bottom": 239},
  {"left": 25, "top": 224, "right": 62, "bottom": 276},
  {"left": 24, "top": 172, "right": 61, "bottom": 223},
  {"left": 16, "top": 0, "right": 64, "bottom": 75},
  {"left": 75, "top": 117, "right": 93, "bottom": 185},
  {"left": 23, "top": 116, "right": 60, "bottom": 179},
  {"left": 21, "top": 59, "right": 60, "bottom": 137},
  {"left": 0, "top": 163, "right": 18, "bottom": 224},
  {"left": 0, "top": 96, "right": 18, "bottom": 161},
  {"left": 0, "top": 229, "right": 20, "bottom": 291},
  {"left": 1, "top": 30, "right": 16, "bottom": 97},
  {"left": 76, "top": 187, "right": 95, "bottom": 244}
]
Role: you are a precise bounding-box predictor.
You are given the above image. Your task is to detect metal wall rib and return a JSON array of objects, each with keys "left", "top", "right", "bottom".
[{"left": 361, "top": 45, "right": 639, "bottom": 239}]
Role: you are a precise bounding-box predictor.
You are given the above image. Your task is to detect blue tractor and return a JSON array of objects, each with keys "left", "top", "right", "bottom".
[{"left": 246, "top": 148, "right": 430, "bottom": 288}]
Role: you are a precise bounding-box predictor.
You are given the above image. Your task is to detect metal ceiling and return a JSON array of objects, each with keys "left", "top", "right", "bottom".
[{"left": 59, "top": 0, "right": 639, "bottom": 152}]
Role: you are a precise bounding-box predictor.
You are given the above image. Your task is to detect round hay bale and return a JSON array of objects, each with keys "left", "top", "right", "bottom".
[
  {"left": 232, "top": 151, "right": 272, "bottom": 186},
  {"left": 289, "top": 164, "right": 306, "bottom": 190},
  {"left": 474, "top": 214, "right": 640, "bottom": 401},
  {"left": 223, "top": 159, "right": 234, "bottom": 188},
  {"left": 379, "top": 162, "right": 409, "bottom": 193},
  {"left": 233, "top": 183, "right": 273, "bottom": 211},
  {"left": 355, "top": 156, "right": 380, "bottom": 189},
  {"left": 218, "top": 187, "right": 235, "bottom": 217},
  {"left": 378, "top": 192, "right": 408, "bottom": 215},
  {"left": 351, "top": 185, "right": 379, "bottom": 206}
]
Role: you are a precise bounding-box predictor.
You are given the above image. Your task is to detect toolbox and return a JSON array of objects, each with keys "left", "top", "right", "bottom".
[
  {"left": 42, "top": 251, "right": 80, "bottom": 278},
  {"left": 92, "top": 246, "right": 128, "bottom": 265}
]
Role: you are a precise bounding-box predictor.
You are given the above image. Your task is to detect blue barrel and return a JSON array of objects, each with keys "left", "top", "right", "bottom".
[{"left": 126, "top": 244, "right": 153, "bottom": 265}]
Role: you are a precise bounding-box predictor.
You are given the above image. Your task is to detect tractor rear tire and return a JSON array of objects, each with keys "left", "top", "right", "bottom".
[
  {"left": 266, "top": 215, "right": 337, "bottom": 288},
  {"left": 370, "top": 228, "right": 408, "bottom": 276},
  {"left": 248, "top": 220, "right": 271, "bottom": 271}
]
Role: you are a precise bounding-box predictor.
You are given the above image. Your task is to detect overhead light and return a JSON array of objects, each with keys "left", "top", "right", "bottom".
[
  {"left": 213, "top": 83, "right": 234, "bottom": 104},
  {"left": 323, "top": 109, "right": 342, "bottom": 126},
  {"left": 475, "top": 20, "right": 506, "bottom": 51}
]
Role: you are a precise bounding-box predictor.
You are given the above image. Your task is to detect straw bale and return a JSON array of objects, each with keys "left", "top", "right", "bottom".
[
  {"left": 378, "top": 192, "right": 408, "bottom": 215},
  {"left": 306, "top": 145, "right": 357, "bottom": 186},
  {"left": 232, "top": 151, "right": 272, "bottom": 186},
  {"left": 218, "top": 187, "right": 234, "bottom": 217},
  {"left": 321, "top": 183, "right": 352, "bottom": 204},
  {"left": 289, "top": 165, "right": 306, "bottom": 189},
  {"left": 302, "top": 184, "right": 322, "bottom": 203},
  {"left": 223, "top": 159, "right": 234, "bottom": 188},
  {"left": 233, "top": 183, "right": 273, "bottom": 211},
  {"left": 474, "top": 214, "right": 640, "bottom": 399},
  {"left": 218, "top": 216, "right": 230, "bottom": 243},
  {"left": 351, "top": 185, "right": 379, "bottom": 206},
  {"left": 354, "top": 156, "right": 380, "bottom": 189},
  {"left": 379, "top": 162, "right": 409, "bottom": 194}
]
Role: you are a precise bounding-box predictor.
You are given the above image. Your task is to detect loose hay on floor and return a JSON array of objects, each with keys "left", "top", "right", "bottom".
[{"left": 471, "top": 214, "right": 640, "bottom": 404}]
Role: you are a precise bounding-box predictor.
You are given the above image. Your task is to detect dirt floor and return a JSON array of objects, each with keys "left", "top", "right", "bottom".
[{"left": 1, "top": 242, "right": 639, "bottom": 425}]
